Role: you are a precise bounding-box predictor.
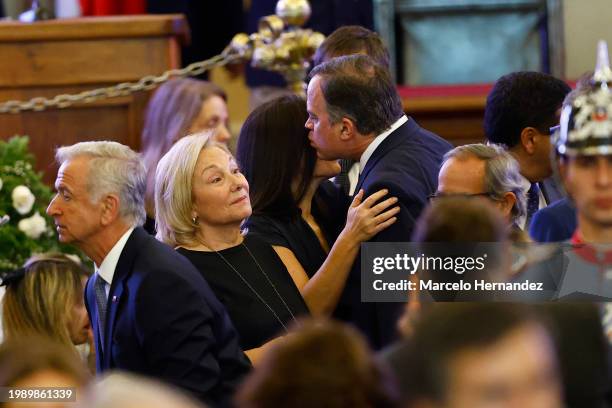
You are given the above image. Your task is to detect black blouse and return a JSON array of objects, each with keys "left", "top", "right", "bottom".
[
  {"left": 177, "top": 235, "right": 309, "bottom": 350},
  {"left": 245, "top": 180, "right": 345, "bottom": 278},
  {"left": 144, "top": 216, "right": 156, "bottom": 236}
]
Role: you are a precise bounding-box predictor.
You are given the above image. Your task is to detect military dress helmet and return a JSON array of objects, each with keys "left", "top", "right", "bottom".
[{"left": 556, "top": 41, "right": 612, "bottom": 156}]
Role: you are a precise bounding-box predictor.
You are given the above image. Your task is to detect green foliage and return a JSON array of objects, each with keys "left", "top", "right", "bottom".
[{"left": 0, "top": 136, "right": 83, "bottom": 275}]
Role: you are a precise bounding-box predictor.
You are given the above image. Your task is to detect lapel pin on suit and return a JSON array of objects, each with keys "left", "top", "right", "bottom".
[{"left": 112, "top": 295, "right": 119, "bottom": 303}]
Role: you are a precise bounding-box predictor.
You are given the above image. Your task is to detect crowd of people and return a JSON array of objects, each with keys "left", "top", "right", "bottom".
[{"left": 1, "top": 25, "right": 611, "bottom": 408}]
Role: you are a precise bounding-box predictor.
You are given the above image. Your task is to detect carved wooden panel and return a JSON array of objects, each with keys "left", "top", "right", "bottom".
[{"left": 0, "top": 15, "right": 186, "bottom": 183}]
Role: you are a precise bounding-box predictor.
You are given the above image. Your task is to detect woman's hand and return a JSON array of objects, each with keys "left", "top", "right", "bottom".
[{"left": 341, "top": 189, "right": 400, "bottom": 243}]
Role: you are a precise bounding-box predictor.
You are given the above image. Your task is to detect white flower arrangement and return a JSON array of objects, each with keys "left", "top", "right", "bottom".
[
  {"left": 17, "top": 212, "right": 47, "bottom": 239},
  {"left": 0, "top": 136, "right": 84, "bottom": 274},
  {"left": 12, "top": 185, "right": 36, "bottom": 215}
]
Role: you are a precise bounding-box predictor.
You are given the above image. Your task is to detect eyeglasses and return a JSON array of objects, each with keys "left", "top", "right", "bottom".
[
  {"left": 428, "top": 192, "right": 497, "bottom": 202},
  {"left": 549, "top": 125, "right": 560, "bottom": 135}
]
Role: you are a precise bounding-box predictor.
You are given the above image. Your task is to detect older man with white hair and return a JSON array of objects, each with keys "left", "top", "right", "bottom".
[
  {"left": 434, "top": 143, "right": 527, "bottom": 233},
  {"left": 46, "top": 141, "right": 250, "bottom": 407}
]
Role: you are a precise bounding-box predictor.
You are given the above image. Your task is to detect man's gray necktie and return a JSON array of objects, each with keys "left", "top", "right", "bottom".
[
  {"left": 94, "top": 274, "right": 107, "bottom": 349},
  {"left": 335, "top": 158, "right": 356, "bottom": 195}
]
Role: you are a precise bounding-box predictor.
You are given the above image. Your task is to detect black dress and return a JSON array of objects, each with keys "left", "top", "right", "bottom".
[
  {"left": 245, "top": 181, "right": 344, "bottom": 278},
  {"left": 177, "top": 235, "right": 309, "bottom": 350}
]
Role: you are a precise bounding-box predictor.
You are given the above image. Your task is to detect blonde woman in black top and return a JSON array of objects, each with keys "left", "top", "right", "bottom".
[{"left": 155, "top": 131, "right": 397, "bottom": 363}]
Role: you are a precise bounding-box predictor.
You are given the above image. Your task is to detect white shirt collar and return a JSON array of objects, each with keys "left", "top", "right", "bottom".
[
  {"left": 96, "top": 227, "right": 135, "bottom": 286},
  {"left": 359, "top": 115, "right": 408, "bottom": 174}
]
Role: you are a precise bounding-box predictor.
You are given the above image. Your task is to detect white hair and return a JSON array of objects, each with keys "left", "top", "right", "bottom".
[
  {"left": 443, "top": 143, "right": 527, "bottom": 223},
  {"left": 55, "top": 141, "right": 146, "bottom": 226}
]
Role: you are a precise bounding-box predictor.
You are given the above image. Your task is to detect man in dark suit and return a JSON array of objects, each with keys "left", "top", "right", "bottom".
[
  {"left": 312, "top": 25, "right": 392, "bottom": 196},
  {"left": 46, "top": 141, "right": 250, "bottom": 407},
  {"left": 306, "top": 55, "right": 452, "bottom": 349},
  {"left": 529, "top": 197, "right": 577, "bottom": 242},
  {"left": 484, "top": 71, "right": 571, "bottom": 230}
]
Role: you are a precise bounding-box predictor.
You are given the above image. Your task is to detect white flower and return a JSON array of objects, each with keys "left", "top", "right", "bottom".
[
  {"left": 17, "top": 212, "right": 47, "bottom": 239},
  {"left": 12, "top": 185, "right": 35, "bottom": 215},
  {"left": 0, "top": 177, "right": 3, "bottom": 191}
]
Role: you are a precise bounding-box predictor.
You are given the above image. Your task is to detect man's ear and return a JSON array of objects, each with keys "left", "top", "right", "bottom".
[
  {"left": 519, "top": 127, "right": 539, "bottom": 155},
  {"left": 100, "top": 194, "right": 120, "bottom": 226},
  {"left": 339, "top": 117, "right": 357, "bottom": 141},
  {"left": 497, "top": 191, "right": 517, "bottom": 221}
]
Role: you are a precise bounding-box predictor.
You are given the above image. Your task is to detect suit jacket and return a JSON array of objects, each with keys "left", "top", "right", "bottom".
[
  {"left": 540, "top": 177, "right": 565, "bottom": 205},
  {"left": 85, "top": 227, "right": 250, "bottom": 407},
  {"left": 529, "top": 198, "right": 577, "bottom": 242},
  {"left": 333, "top": 118, "right": 452, "bottom": 349}
]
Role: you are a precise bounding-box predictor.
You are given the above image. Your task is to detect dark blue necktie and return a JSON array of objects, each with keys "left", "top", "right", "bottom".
[{"left": 526, "top": 182, "right": 541, "bottom": 228}]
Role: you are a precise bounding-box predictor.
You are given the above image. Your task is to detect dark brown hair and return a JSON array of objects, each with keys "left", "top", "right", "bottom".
[
  {"left": 313, "top": 25, "right": 390, "bottom": 68},
  {"left": 236, "top": 319, "right": 399, "bottom": 408},
  {"left": 3, "top": 253, "right": 90, "bottom": 350},
  {"left": 484, "top": 71, "right": 570, "bottom": 148},
  {"left": 236, "top": 95, "right": 315, "bottom": 216},
  {"left": 309, "top": 55, "right": 403, "bottom": 136},
  {"left": 412, "top": 196, "right": 508, "bottom": 242}
]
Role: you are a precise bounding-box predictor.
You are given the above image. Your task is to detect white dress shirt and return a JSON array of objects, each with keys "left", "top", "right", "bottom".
[
  {"left": 95, "top": 227, "right": 135, "bottom": 298},
  {"left": 348, "top": 115, "right": 409, "bottom": 195}
]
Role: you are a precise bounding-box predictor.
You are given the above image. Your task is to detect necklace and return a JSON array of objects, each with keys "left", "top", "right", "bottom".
[{"left": 200, "top": 238, "right": 299, "bottom": 333}]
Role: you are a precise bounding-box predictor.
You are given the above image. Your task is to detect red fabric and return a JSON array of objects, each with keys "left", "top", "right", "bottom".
[
  {"left": 396, "top": 81, "right": 577, "bottom": 100},
  {"left": 397, "top": 83, "right": 493, "bottom": 99},
  {"left": 79, "top": 0, "right": 146, "bottom": 16},
  {"left": 570, "top": 229, "right": 612, "bottom": 265}
]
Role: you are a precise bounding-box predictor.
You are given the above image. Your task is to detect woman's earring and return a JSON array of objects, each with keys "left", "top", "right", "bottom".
[{"left": 192, "top": 215, "right": 198, "bottom": 225}]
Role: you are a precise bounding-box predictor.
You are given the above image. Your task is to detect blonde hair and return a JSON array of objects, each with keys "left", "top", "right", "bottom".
[
  {"left": 2, "top": 253, "right": 90, "bottom": 350},
  {"left": 236, "top": 318, "right": 399, "bottom": 407},
  {"left": 154, "top": 132, "right": 230, "bottom": 247},
  {"left": 0, "top": 336, "right": 90, "bottom": 387}
]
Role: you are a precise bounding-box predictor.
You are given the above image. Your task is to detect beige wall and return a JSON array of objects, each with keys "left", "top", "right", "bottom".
[{"left": 563, "top": 0, "right": 612, "bottom": 79}]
